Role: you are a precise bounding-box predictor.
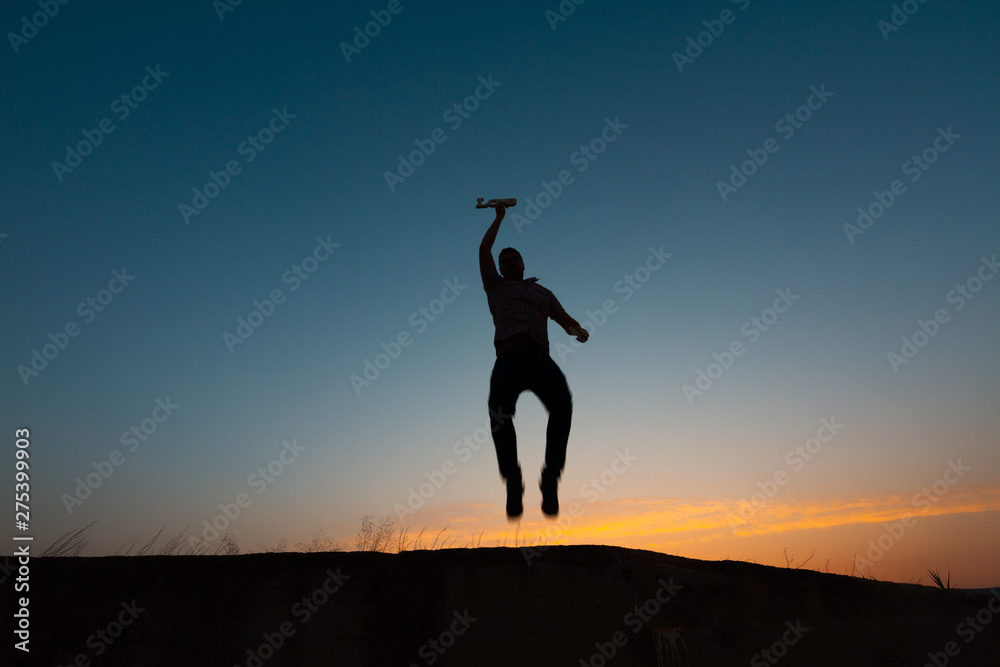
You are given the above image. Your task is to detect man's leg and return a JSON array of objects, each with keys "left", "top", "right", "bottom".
[
  {"left": 488, "top": 354, "right": 526, "bottom": 517},
  {"left": 532, "top": 355, "right": 573, "bottom": 515}
]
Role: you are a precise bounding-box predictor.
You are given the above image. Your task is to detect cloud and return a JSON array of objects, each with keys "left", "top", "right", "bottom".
[{"left": 393, "top": 485, "right": 1000, "bottom": 549}]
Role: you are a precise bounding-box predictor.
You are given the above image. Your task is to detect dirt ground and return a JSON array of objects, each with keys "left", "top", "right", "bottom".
[{"left": 9, "top": 545, "right": 1000, "bottom": 666}]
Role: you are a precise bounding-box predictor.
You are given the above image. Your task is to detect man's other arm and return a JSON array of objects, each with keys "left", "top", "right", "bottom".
[{"left": 552, "top": 310, "right": 589, "bottom": 342}]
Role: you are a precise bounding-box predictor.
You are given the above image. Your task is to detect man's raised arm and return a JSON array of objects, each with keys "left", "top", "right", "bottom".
[{"left": 479, "top": 205, "right": 505, "bottom": 289}]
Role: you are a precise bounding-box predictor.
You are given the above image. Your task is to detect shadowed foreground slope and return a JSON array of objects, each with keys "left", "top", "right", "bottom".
[{"left": 12, "top": 545, "right": 1000, "bottom": 666}]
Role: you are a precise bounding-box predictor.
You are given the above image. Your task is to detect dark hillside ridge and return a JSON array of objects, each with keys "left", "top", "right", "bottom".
[{"left": 9, "top": 545, "right": 999, "bottom": 666}]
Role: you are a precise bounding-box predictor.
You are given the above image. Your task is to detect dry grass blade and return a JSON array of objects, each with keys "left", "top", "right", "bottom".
[
  {"left": 429, "top": 526, "right": 450, "bottom": 550},
  {"left": 115, "top": 539, "right": 137, "bottom": 556},
  {"left": 136, "top": 526, "right": 165, "bottom": 556},
  {"left": 158, "top": 527, "right": 193, "bottom": 555},
  {"left": 395, "top": 525, "right": 410, "bottom": 552},
  {"left": 41, "top": 521, "right": 97, "bottom": 557},
  {"left": 925, "top": 565, "right": 951, "bottom": 589}
]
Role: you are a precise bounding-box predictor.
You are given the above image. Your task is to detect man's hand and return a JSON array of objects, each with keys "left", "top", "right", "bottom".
[
  {"left": 553, "top": 310, "right": 589, "bottom": 343},
  {"left": 494, "top": 204, "right": 506, "bottom": 221}
]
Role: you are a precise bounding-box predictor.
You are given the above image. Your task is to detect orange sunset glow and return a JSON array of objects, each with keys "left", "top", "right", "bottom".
[{"left": 387, "top": 485, "right": 1000, "bottom": 588}]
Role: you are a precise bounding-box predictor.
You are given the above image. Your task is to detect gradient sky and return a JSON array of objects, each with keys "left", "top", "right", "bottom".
[{"left": 2, "top": 1, "right": 999, "bottom": 587}]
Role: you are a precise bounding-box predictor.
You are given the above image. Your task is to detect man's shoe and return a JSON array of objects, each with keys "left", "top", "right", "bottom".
[
  {"left": 506, "top": 477, "right": 524, "bottom": 519},
  {"left": 540, "top": 472, "right": 559, "bottom": 517}
]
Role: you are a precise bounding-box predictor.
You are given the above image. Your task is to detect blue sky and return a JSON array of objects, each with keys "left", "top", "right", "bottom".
[{"left": 2, "top": 0, "right": 999, "bottom": 584}]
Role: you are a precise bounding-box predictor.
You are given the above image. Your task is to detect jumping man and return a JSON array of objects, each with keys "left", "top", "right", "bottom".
[{"left": 479, "top": 202, "right": 589, "bottom": 518}]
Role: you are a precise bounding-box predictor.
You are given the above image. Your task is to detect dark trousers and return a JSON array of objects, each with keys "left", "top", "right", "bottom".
[{"left": 487, "top": 348, "right": 573, "bottom": 483}]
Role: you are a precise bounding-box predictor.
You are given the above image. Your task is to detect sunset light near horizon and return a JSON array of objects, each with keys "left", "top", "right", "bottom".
[{"left": 3, "top": 0, "right": 999, "bottom": 591}]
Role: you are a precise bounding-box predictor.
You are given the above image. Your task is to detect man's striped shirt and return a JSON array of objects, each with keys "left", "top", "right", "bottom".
[{"left": 484, "top": 274, "right": 564, "bottom": 352}]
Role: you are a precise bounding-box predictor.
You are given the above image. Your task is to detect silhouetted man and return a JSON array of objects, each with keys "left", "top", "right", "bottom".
[{"left": 479, "top": 203, "right": 589, "bottom": 519}]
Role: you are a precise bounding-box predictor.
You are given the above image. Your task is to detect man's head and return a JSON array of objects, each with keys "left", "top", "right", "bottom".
[{"left": 498, "top": 247, "right": 524, "bottom": 280}]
